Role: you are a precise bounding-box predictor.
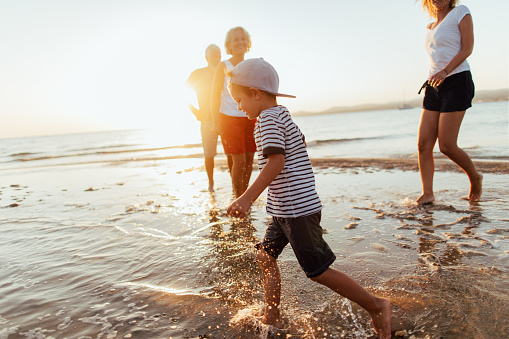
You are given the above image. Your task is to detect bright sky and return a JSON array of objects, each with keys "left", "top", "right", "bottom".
[{"left": 1, "top": 0, "right": 507, "bottom": 139}]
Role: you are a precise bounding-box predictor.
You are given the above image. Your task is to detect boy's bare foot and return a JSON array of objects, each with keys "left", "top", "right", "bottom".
[
  {"left": 416, "top": 192, "right": 435, "bottom": 205},
  {"left": 254, "top": 316, "right": 287, "bottom": 338},
  {"left": 266, "top": 325, "right": 288, "bottom": 338},
  {"left": 370, "top": 298, "right": 391, "bottom": 339},
  {"left": 262, "top": 315, "right": 284, "bottom": 330},
  {"left": 468, "top": 173, "right": 483, "bottom": 201},
  {"left": 208, "top": 183, "right": 214, "bottom": 192}
]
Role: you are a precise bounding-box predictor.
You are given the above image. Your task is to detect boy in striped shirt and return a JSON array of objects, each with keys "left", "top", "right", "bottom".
[{"left": 226, "top": 58, "right": 391, "bottom": 339}]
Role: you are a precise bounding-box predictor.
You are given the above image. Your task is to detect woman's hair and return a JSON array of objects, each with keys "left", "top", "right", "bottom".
[
  {"left": 224, "top": 27, "right": 251, "bottom": 55},
  {"left": 420, "top": 0, "right": 458, "bottom": 18}
]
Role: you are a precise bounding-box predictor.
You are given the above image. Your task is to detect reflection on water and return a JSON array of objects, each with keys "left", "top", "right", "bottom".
[
  {"left": 204, "top": 217, "right": 262, "bottom": 307},
  {"left": 347, "top": 200, "right": 509, "bottom": 338},
  {"left": 199, "top": 195, "right": 263, "bottom": 308},
  {"left": 1, "top": 160, "right": 508, "bottom": 338}
]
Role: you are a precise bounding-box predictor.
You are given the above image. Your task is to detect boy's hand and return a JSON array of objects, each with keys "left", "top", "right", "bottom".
[{"left": 227, "top": 196, "right": 251, "bottom": 219}]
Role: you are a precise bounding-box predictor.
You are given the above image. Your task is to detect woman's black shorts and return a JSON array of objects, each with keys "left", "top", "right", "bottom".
[{"left": 423, "top": 70, "right": 475, "bottom": 113}]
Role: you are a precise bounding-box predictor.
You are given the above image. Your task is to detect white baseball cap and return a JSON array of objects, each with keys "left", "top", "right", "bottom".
[{"left": 229, "top": 58, "right": 296, "bottom": 98}]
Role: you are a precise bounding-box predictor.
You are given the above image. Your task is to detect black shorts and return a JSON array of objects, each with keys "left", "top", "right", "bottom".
[
  {"left": 423, "top": 70, "right": 475, "bottom": 113},
  {"left": 255, "top": 211, "right": 336, "bottom": 278}
]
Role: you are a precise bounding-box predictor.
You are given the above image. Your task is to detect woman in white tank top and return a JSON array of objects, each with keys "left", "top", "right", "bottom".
[
  {"left": 211, "top": 27, "right": 257, "bottom": 198},
  {"left": 416, "top": 0, "right": 482, "bottom": 205}
]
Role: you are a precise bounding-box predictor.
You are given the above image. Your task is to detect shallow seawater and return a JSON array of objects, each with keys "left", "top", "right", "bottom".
[{"left": 1, "top": 158, "right": 508, "bottom": 338}]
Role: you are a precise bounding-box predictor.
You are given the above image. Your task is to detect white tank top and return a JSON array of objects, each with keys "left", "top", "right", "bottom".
[
  {"left": 425, "top": 5, "right": 471, "bottom": 78},
  {"left": 219, "top": 60, "right": 247, "bottom": 118}
]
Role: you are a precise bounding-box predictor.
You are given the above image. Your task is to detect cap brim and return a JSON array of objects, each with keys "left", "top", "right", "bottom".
[{"left": 270, "top": 92, "right": 296, "bottom": 98}]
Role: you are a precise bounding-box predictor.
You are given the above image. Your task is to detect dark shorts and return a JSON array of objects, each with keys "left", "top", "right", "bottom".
[
  {"left": 423, "top": 70, "right": 475, "bottom": 113},
  {"left": 255, "top": 211, "right": 336, "bottom": 278},
  {"left": 219, "top": 114, "right": 257, "bottom": 155}
]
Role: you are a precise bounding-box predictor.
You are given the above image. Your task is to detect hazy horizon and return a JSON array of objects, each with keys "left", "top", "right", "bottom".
[{"left": 1, "top": 0, "right": 508, "bottom": 138}]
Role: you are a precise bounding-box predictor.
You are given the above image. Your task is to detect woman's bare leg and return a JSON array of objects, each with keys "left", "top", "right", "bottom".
[
  {"left": 437, "top": 111, "right": 482, "bottom": 201},
  {"left": 243, "top": 151, "right": 255, "bottom": 193},
  {"left": 226, "top": 155, "right": 233, "bottom": 174},
  {"left": 417, "top": 109, "right": 440, "bottom": 204},
  {"left": 231, "top": 153, "right": 247, "bottom": 198}
]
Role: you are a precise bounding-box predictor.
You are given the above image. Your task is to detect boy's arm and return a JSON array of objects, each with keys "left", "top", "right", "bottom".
[{"left": 227, "top": 153, "right": 285, "bottom": 218}]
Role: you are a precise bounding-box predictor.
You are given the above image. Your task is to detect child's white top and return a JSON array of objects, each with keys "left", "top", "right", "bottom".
[
  {"left": 425, "top": 5, "right": 471, "bottom": 78},
  {"left": 255, "top": 105, "right": 322, "bottom": 218},
  {"left": 219, "top": 60, "right": 248, "bottom": 118}
]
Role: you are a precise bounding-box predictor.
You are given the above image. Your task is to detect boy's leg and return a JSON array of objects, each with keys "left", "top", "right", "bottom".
[
  {"left": 311, "top": 268, "right": 391, "bottom": 339},
  {"left": 257, "top": 248, "right": 283, "bottom": 329}
]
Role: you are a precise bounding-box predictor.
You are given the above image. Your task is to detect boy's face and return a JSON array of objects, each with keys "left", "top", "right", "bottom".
[{"left": 229, "top": 86, "right": 260, "bottom": 120}]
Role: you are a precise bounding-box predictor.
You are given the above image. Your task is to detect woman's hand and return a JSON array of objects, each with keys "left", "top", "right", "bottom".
[{"left": 429, "top": 69, "right": 448, "bottom": 88}]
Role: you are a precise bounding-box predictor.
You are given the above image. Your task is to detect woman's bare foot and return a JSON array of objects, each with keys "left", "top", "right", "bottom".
[
  {"left": 416, "top": 192, "right": 435, "bottom": 205},
  {"left": 370, "top": 298, "right": 391, "bottom": 339},
  {"left": 468, "top": 173, "right": 483, "bottom": 201}
]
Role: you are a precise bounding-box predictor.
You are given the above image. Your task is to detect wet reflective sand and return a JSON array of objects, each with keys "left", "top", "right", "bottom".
[{"left": 1, "top": 158, "right": 508, "bottom": 338}]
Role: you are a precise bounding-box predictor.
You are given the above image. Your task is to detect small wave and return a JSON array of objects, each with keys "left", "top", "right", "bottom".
[
  {"left": 9, "top": 144, "right": 204, "bottom": 163},
  {"left": 1, "top": 153, "right": 208, "bottom": 171},
  {"left": 71, "top": 143, "right": 140, "bottom": 152},
  {"left": 116, "top": 282, "right": 191, "bottom": 296},
  {"left": 9, "top": 152, "right": 40, "bottom": 157},
  {"left": 307, "top": 136, "right": 388, "bottom": 146},
  {"left": 114, "top": 225, "right": 201, "bottom": 241}
]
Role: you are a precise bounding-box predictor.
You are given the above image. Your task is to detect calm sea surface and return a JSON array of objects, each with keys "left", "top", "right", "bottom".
[
  {"left": 1, "top": 101, "right": 508, "bottom": 338},
  {"left": 1, "top": 101, "right": 507, "bottom": 170}
]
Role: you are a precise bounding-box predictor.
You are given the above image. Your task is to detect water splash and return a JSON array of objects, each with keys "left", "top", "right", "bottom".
[{"left": 230, "top": 304, "right": 287, "bottom": 339}]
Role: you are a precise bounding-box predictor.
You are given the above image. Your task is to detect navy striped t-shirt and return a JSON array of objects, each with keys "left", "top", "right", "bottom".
[{"left": 254, "top": 105, "right": 322, "bottom": 218}]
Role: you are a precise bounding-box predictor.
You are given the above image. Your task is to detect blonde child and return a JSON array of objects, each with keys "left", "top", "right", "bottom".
[{"left": 226, "top": 58, "right": 391, "bottom": 338}]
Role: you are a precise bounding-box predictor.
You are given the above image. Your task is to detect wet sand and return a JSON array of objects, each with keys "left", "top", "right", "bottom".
[
  {"left": 1, "top": 157, "right": 508, "bottom": 338},
  {"left": 218, "top": 157, "right": 509, "bottom": 174}
]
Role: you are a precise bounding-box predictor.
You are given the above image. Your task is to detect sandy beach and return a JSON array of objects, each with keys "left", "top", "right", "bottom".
[
  {"left": 216, "top": 157, "right": 509, "bottom": 174},
  {"left": 1, "top": 99, "right": 507, "bottom": 339},
  {"left": 2, "top": 154, "right": 508, "bottom": 338}
]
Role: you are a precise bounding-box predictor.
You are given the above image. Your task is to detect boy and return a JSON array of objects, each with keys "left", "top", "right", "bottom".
[{"left": 226, "top": 58, "right": 391, "bottom": 339}]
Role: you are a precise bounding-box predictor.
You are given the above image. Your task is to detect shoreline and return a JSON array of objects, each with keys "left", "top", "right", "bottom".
[
  {"left": 293, "top": 90, "right": 508, "bottom": 116},
  {"left": 216, "top": 157, "right": 509, "bottom": 174}
]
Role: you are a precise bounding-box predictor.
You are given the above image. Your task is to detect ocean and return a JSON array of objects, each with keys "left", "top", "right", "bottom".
[
  {"left": 1, "top": 101, "right": 507, "bottom": 171},
  {"left": 1, "top": 101, "right": 508, "bottom": 338}
]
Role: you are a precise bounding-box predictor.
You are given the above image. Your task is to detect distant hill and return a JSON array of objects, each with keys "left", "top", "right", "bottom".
[{"left": 293, "top": 88, "right": 508, "bottom": 116}]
